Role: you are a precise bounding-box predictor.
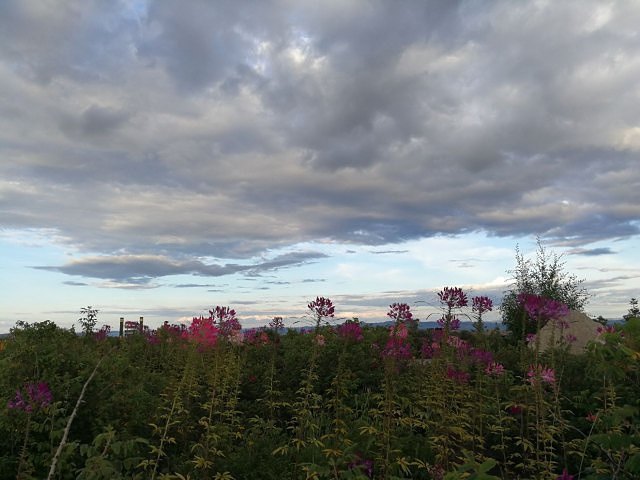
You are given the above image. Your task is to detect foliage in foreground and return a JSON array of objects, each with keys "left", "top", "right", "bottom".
[{"left": 1, "top": 295, "right": 639, "bottom": 480}]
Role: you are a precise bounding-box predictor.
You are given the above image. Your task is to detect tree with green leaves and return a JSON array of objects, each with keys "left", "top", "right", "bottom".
[
  {"left": 78, "top": 306, "right": 99, "bottom": 336},
  {"left": 624, "top": 297, "right": 639, "bottom": 321},
  {"left": 501, "top": 238, "right": 589, "bottom": 340}
]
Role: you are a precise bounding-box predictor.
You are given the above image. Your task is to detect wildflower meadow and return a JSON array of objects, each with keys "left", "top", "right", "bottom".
[{"left": 1, "top": 290, "right": 639, "bottom": 479}]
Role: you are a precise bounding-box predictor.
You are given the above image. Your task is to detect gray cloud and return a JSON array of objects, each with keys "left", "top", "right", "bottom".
[
  {"left": 1, "top": 0, "right": 639, "bottom": 267},
  {"left": 34, "top": 251, "right": 327, "bottom": 284},
  {"left": 370, "top": 250, "right": 409, "bottom": 255},
  {"left": 569, "top": 247, "right": 616, "bottom": 256}
]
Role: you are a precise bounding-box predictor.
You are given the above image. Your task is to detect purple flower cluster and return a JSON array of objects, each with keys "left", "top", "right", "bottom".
[
  {"left": 527, "top": 364, "right": 556, "bottom": 386},
  {"left": 387, "top": 303, "right": 413, "bottom": 323},
  {"left": 244, "top": 328, "right": 270, "bottom": 346},
  {"left": 446, "top": 366, "right": 470, "bottom": 384},
  {"left": 382, "top": 323, "right": 411, "bottom": 360},
  {"left": 438, "top": 287, "right": 468, "bottom": 309},
  {"left": 437, "top": 315, "right": 461, "bottom": 330},
  {"left": 348, "top": 454, "right": 374, "bottom": 478},
  {"left": 181, "top": 316, "right": 219, "bottom": 348},
  {"left": 337, "top": 320, "right": 364, "bottom": 342},
  {"left": 518, "top": 294, "right": 569, "bottom": 322},
  {"left": 210, "top": 306, "right": 242, "bottom": 337},
  {"left": 8, "top": 382, "right": 53, "bottom": 413},
  {"left": 93, "top": 324, "right": 111, "bottom": 341},
  {"left": 472, "top": 296, "right": 493, "bottom": 315},
  {"left": 307, "top": 297, "right": 335, "bottom": 319}
]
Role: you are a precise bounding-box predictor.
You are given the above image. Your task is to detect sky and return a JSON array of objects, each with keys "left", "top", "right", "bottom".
[{"left": 1, "top": 0, "right": 639, "bottom": 333}]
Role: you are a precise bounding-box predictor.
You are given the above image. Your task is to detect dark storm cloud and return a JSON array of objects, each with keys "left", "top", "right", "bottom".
[{"left": 1, "top": 0, "right": 639, "bottom": 267}]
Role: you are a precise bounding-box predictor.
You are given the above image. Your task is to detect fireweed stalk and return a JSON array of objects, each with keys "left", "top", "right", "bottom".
[
  {"left": 192, "top": 309, "right": 245, "bottom": 476},
  {"left": 518, "top": 294, "right": 570, "bottom": 478},
  {"left": 274, "top": 298, "right": 335, "bottom": 476},
  {"left": 320, "top": 319, "right": 363, "bottom": 478},
  {"left": 8, "top": 381, "right": 53, "bottom": 479},
  {"left": 372, "top": 304, "right": 414, "bottom": 478},
  {"left": 143, "top": 316, "right": 210, "bottom": 479}
]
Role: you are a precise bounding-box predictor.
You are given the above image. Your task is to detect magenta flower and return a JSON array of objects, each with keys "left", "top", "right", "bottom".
[
  {"left": 208, "top": 306, "right": 242, "bottom": 337},
  {"left": 348, "top": 454, "right": 374, "bottom": 479},
  {"left": 596, "top": 325, "right": 616, "bottom": 336},
  {"left": 438, "top": 287, "right": 468, "bottom": 309},
  {"left": 526, "top": 333, "right": 537, "bottom": 344},
  {"left": 93, "top": 325, "right": 111, "bottom": 341},
  {"left": 485, "top": 362, "right": 505, "bottom": 376},
  {"left": 471, "top": 348, "right": 494, "bottom": 366},
  {"left": 518, "top": 294, "right": 569, "bottom": 322},
  {"left": 472, "top": 296, "right": 493, "bottom": 315},
  {"left": 447, "top": 335, "right": 470, "bottom": 354},
  {"left": 8, "top": 382, "right": 53, "bottom": 413},
  {"left": 565, "top": 333, "right": 577, "bottom": 344},
  {"left": 308, "top": 297, "right": 335, "bottom": 319},
  {"left": 181, "top": 316, "right": 219, "bottom": 348},
  {"left": 382, "top": 338, "right": 412, "bottom": 359},
  {"left": 387, "top": 303, "right": 413, "bottom": 323},
  {"left": 421, "top": 340, "right": 440, "bottom": 359},
  {"left": 228, "top": 329, "right": 244, "bottom": 346},
  {"left": 556, "top": 468, "right": 574, "bottom": 480},
  {"left": 527, "top": 364, "right": 556, "bottom": 386},
  {"left": 437, "top": 315, "right": 461, "bottom": 330},
  {"left": 508, "top": 405, "right": 523, "bottom": 415},
  {"left": 337, "top": 321, "right": 364, "bottom": 342},
  {"left": 382, "top": 324, "right": 411, "bottom": 359},
  {"left": 245, "top": 329, "right": 270, "bottom": 346},
  {"left": 446, "top": 366, "right": 470, "bottom": 384}
]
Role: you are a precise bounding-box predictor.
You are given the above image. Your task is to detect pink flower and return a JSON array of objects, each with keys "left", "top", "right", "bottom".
[
  {"left": 472, "top": 296, "right": 493, "bottom": 315},
  {"left": 8, "top": 382, "right": 53, "bottom": 413},
  {"left": 518, "top": 294, "right": 569, "bottom": 322},
  {"left": 421, "top": 340, "right": 440, "bottom": 359},
  {"left": 244, "top": 328, "right": 270, "bottom": 346},
  {"left": 314, "top": 334, "right": 326, "bottom": 346},
  {"left": 508, "top": 405, "right": 523, "bottom": 415},
  {"left": 228, "top": 329, "right": 244, "bottom": 345},
  {"left": 565, "top": 334, "right": 577, "bottom": 344},
  {"left": 596, "top": 325, "right": 616, "bottom": 336},
  {"left": 93, "top": 325, "right": 111, "bottom": 341},
  {"left": 337, "top": 321, "right": 364, "bottom": 341},
  {"left": 527, "top": 364, "right": 556, "bottom": 386},
  {"left": 438, "top": 287, "right": 468, "bottom": 309},
  {"left": 437, "top": 315, "right": 461, "bottom": 330},
  {"left": 447, "top": 335, "right": 469, "bottom": 353},
  {"left": 526, "top": 333, "right": 537, "bottom": 344},
  {"left": 382, "top": 328, "right": 412, "bottom": 360},
  {"left": 181, "top": 316, "right": 219, "bottom": 348},
  {"left": 209, "top": 306, "right": 241, "bottom": 337},
  {"left": 446, "top": 366, "right": 470, "bottom": 384},
  {"left": 308, "top": 297, "right": 335, "bottom": 319},
  {"left": 471, "top": 348, "right": 494, "bottom": 365},
  {"left": 556, "top": 468, "right": 574, "bottom": 480},
  {"left": 586, "top": 412, "right": 598, "bottom": 422},
  {"left": 485, "top": 362, "right": 505, "bottom": 376},
  {"left": 387, "top": 303, "right": 413, "bottom": 322}
]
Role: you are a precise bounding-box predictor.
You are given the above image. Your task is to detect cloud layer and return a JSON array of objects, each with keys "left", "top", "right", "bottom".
[{"left": 2, "top": 1, "right": 639, "bottom": 282}]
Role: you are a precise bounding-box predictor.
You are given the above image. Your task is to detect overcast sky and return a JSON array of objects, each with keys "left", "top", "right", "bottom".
[{"left": 1, "top": 1, "right": 639, "bottom": 331}]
